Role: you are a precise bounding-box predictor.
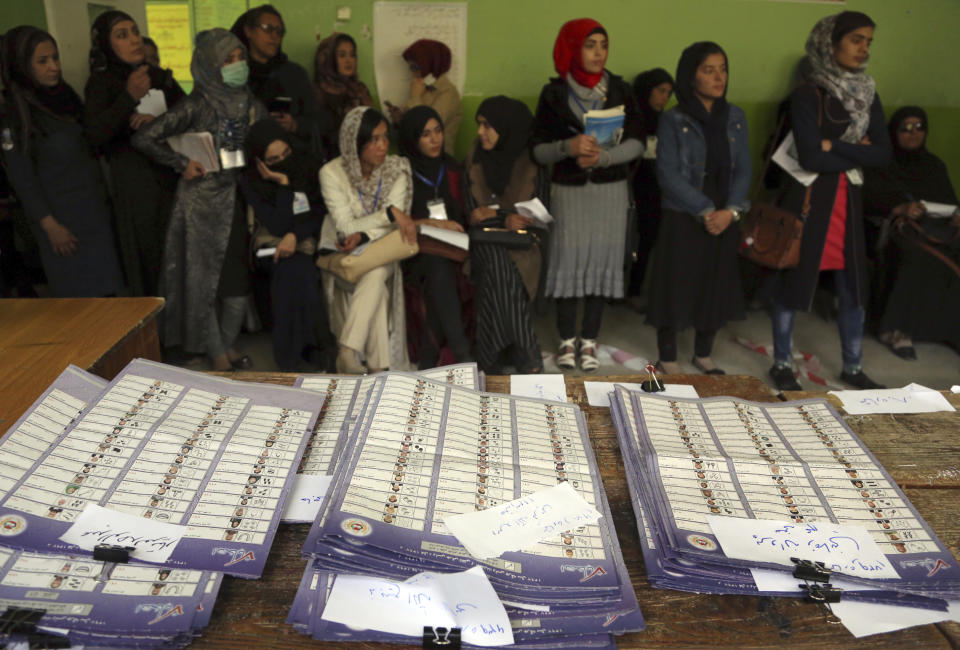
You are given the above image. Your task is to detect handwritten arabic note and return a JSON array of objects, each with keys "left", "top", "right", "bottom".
[
  {"left": 830, "top": 383, "right": 955, "bottom": 414},
  {"left": 281, "top": 475, "right": 334, "bottom": 523},
  {"left": 59, "top": 504, "right": 186, "bottom": 563},
  {"left": 707, "top": 516, "right": 900, "bottom": 580},
  {"left": 444, "top": 482, "right": 601, "bottom": 559},
  {"left": 321, "top": 565, "right": 514, "bottom": 646},
  {"left": 510, "top": 374, "right": 567, "bottom": 403}
]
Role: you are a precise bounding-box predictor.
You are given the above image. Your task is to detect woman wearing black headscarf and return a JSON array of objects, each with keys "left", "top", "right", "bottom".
[
  {"left": 627, "top": 68, "right": 673, "bottom": 311},
  {"left": 465, "top": 95, "right": 545, "bottom": 374},
  {"left": 239, "top": 118, "right": 334, "bottom": 371},
  {"left": 865, "top": 106, "right": 960, "bottom": 357},
  {"left": 83, "top": 10, "right": 185, "bottom": 296},
  {"left": 398, "top": 105, "right": 472, "bottom": 367},
  {"left": 1, "top": 26, "right": 123, "bottom": 297},
  {"left": 648, "top": 42, "right": 750, "bottom": 375}
]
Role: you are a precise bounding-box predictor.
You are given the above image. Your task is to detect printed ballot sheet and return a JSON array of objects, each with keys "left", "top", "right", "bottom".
[{"left": 0, "top": 359, "right": 322, "bottom": 578}]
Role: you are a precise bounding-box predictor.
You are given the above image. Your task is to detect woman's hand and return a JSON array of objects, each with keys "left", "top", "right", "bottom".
[
  {"left": 336, "top": 232, "right": 362, "bottom": 252},
  {"left": 576, "top": 152, "right": 600, "bottom": 169},
  {"left": 390, "top": 207, "right": 418, "bottom": 244},
  {"left": 128, "top": 113, "right": 155, "bottom": 130},
  {"left": 704, "top": 210, "right": 734, "bottom": 235},
  {"left": 892, "top": 202, "right": 924, "bottom": 220},
  {"left": 383, "top": 100, "right": 403, "bottom": 125},
  {"left": 860, "top": 135, "right": 872, "bottom": 146},
  {"left": 274, "top": 232, "right": 297, "bottom": 262},
  {"left": 40, "top": 215, "right": 78, "bottom": 256},
  {"left": 410, "top": 75, "right": 426, "bottom": 98},
  {"left": 568, "top": 134, "right": 600, "bottom": 157},
  {"left": 418, "top": 218, "right": 464, "bottom": 233},
  {"left": 820, "top": 139, "right": 833, "bottom": 152},
  {"left": 505, "top": 214, "right": 533, "bottom": 231},
  {"left": 951, "top": 212, "right": 960, "bottom": 229},
  {"left": 256, "top": 158, "right": 289, "bottom": 185},
  {"left": 125, "top": 65, "right": 151, "bottom": 101},
  {"left": 182, "top": 160, "right": 205, "bottom": 180},
  {"left": 470, "top": 206, "right": 497, "bottom": 224}
]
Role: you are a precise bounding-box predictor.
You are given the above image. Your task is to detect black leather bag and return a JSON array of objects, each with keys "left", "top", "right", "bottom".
[{"left": 469, "top": 226, "right": 538, "bottom": 250}]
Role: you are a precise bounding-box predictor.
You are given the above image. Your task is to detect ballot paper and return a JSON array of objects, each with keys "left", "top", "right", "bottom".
[
  {"left": 510, "top": 374, "right": 567, "bottom": 403},
  {"left": 514, "top": 198, "right": 553, "bottom": 224},
  {"left": 830, "top": 383, "right": 956, "bottom": 415},
  {"left": 137, "top": 88, "right": 167, "bottom": 116},
  {"left": 419, "top": 224, "right": 470, "bottom": 250},
  {"left": 584, "top": 381, "right": 699, "bottom": 408},
  {"left": 60, "top": 504, "right": 186, "bottom": 564},
  {"left": 166, "top": 132, "right": 219, "bottom": 172},
  {"left": 772, "top": 132, "right": 818, "bottom": 187}
]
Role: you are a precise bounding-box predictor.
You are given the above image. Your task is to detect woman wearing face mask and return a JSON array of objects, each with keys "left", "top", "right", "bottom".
[
  {"left": 319, "top": 107, "right": 415, "bottom": 373},
  {"left": 314, "top": 32, "right": 372, "bottom": 154},
  {"left": 83, "top": 10, "right": 185, "bottom": 297},
  {"left": 240, "top": 118, "right": 333, "bottom": 371},
  {"left": 627, "top": 67, "right": 673, "bottom": 312},
  {"left": 465, "top": 95, "right": 545, "bottom": 374},
  {"left": 133, "top": 28, "right": 266, "bottom": 370},
  {"left": 864, "top": 107, "right": 960, "bottom": 359},
  {"left": 385, "top": 40, "right": 461, "bottom": 157},
  {"left": 398, "top": 106, "right": 472, "bottom": 368},
  {"left": 532, "top": 18, "right": 643, "bottom": 373},
  {"left": 768, "top": 11, "right": 891, "bottom": 391},
  {"left": 648, "top": 42, "right": 750, "bottom": 376},
  {"left": 1, "top": 26, "right": 123, "bottom": 297}
]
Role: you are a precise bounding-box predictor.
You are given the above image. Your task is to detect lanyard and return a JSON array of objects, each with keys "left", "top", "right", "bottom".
[
  {"left": 413, "top": 164, "right": 445, "bottom": 199},
  {"left": 568, "top": 88, "right": 601, "bottom": 115},
  {"left": 357, "top": 177, "right": 383, "bottom": 211}
]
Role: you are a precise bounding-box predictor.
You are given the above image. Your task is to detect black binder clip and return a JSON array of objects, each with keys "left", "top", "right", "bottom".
[
  {"left": 0, "top": 606, "right": 45, "bottom": 636},
  {"left": 27, "top": 631, "right": 72, "bottom": 649},
  {"left": 800, "top": 583, "right": 843, "bottom": 604},
  {"left": 423, "top": 626, "right": 461, "bottom": 649},
  {"left": 640, "top": 363, "right": 665, "bottom": 393},
  {"left": 93, "top": 544, "right": 135, "bottom": 563},
  {"left": 791, "top": 557, "right": 832, "bottom": 583}
]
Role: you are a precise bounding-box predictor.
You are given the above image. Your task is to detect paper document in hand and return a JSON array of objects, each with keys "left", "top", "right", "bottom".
[
  {"left": 921, "top": 200, "right": 959, "bottom": 217},
  {"left": 419, "top": 224, "right": 469, "bottom": 250},
  {"left": 137, "top": 88, "right": 167, "bottom": 116},
  {"left": 772, "top": 131, "right": 817, "bottom": 186},
  {"left": 59, "top": 504, "right": 186, "bottom": 564},
  {"left": 584, "top": 105, "right": 625, "bottom": 146},
  {"left": 514, "top": 198, "right": 553, "bottom": 224},
  {"left": 166, "top": 132, "right": 219, "bottom": 172}
]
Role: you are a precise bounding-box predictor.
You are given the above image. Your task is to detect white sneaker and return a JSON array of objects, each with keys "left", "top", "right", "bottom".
[
  {"left": 556, "top": 338, "right": 577, "bottom": 370},
  {"left": 579, "top": 338, "right": 599, "bottom": 373}
]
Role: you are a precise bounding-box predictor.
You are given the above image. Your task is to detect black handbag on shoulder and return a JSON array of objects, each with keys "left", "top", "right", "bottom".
[{"left": 468, "top": 226, "right": 538, "bottom": 250}]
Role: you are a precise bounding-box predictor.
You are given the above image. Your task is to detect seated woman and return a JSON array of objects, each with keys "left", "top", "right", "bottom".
[
  {"left": 318, "top": 107, "right": 416, "bottom": 373},
  {"left": 1, "top": 26, "right": 123, "bottom": 298},
  {"left": 398, "top": 106, "right": 472, "bottom": 367},
  {"left": 464, "top": 95, "right": 545, "bottom": 374},
  {"left": 864, "top": 106, "right": 960, "bottom": 358},
  {"left": 239, "top": 118, "right": 331, "bottom": 371},
  {"left": 314, "top": 32, "right": 372, "bottom": 154},
  {"left": 385, "top": 39, "right": 461, "bottom": 156}
]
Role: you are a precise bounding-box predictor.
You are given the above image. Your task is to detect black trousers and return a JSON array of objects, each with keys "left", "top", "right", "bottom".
[
  {"left": 656, "top": 327, "right": 717, "bottom": 362},
  {"left": 556, "top": 296, "right": 605, "bottom": 340},
  {"left": 408, "top": 254, "right": 470, "bottom": 364}
]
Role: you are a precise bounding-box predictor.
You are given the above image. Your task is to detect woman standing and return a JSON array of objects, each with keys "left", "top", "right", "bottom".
[
  {"left": 768, "top": 11, "right": 891, "bottom": 391},
  {"left": 133, "top": 29, "right": 266, "bottom": 370},
  {"left": 314, "top": 32, "right": 372, "bottom": 152},
  {"left": 84, "top": 10, "right": 185, "bottom": 297},
  {"left": 465, "top": 95, "right": 545, "bottom": 374},
  {"left": 1, "top": 26, "right": 122, "bottom": 297},
  {"left": 647, "top": 42, "right": 750, "bottom": 375},
  {"left": 531, "top": 18, "right": 643, "bottom": 372},
  {"left": 319, "top": 107, "right": 415, "bottom": 373},
  {"left": 398, "top": 106, "right": 471, "bottom": 367}
]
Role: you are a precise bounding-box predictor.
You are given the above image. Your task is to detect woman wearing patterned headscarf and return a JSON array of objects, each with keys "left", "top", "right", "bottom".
[
  {"left": 318, "top": 106, "right": 414, "bottom": 373},
  {"left": 133, "top": 28, "right": 267, "bottom": 370},
  {"left": 1, "top": 25, "right": 123, "bottom": 297},
  {"left": 767, "top": 11, "right": 892, "bottom": 391},
  {"left": 314, "top": 32, "right": 372, "bottom": 152},
  {"left": 531, "top": 18, "right": 643, "bottom": 372},
  {"left": 83, "top": 10, "right": 185, "bottom": 297}
]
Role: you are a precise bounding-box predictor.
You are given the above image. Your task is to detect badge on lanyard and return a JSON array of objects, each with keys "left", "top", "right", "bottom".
[
  {"left": 220, "top": 148, "right": 246, "bottom": 169},
  {"left": 643, "top": 135, "right": 658, "bottom": 160},
  {"left": 427, "top": 199, "right": 448, "bottom": 220},
  {"left": 293, "top": 191, "right": 311, "bottom": 214},
  {"left": 846, "top": 168, "right": 864, "bottom": 186}
]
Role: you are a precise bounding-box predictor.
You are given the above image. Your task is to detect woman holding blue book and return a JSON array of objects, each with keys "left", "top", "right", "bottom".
[{"left": 531, "top": 18, "right": 642, "bottom": 372}]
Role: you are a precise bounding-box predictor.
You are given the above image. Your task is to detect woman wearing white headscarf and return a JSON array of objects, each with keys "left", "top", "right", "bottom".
[
  {"left": 318, "top": 106, "right": 414, "bottom": 373},
  {"left": 133, "top": 28, "right": 266, "bottom": 370}
]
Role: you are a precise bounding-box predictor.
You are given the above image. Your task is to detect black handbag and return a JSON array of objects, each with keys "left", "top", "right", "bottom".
[{"left": 469, "top": 226, "right": 538, "bottom": 250}]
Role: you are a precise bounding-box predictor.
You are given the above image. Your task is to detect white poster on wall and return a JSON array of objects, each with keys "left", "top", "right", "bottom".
[{"left": 372, "top": 1, "right": 467, "bottom": 113}]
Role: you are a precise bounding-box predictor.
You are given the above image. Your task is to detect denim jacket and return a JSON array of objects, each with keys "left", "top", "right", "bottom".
[{"left": 655, "top": 104, "right": 751, "bottom": 218}]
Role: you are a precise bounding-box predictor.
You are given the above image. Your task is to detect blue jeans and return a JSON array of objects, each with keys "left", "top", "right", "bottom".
[{"left": 771, "top": 270, "right": 864, "bottom": 372}]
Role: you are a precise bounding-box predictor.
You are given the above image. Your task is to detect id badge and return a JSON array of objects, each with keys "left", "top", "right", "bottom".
[
  {"left": 643, "top": 135, "right": 658, "bottom": 160},
  {"left": 219, "top": 148, "right": 245, "bottom": 169},
  {"left": 292, "top": 191, "right": 310, "bottom": 214},
  {"left": 846, "top": 168, "right": 864, "bottom": 186},
  {"left": 427, "top": 199, "right": 448, "bottom": 220}
]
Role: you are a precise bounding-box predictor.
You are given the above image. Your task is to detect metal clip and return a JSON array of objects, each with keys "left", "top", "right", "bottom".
[
  {"left": 791, "top": 557, "right": 832, "bottom": 583},
  {"left": 801, "top": 583, "right": 842, "bottom": 604},
  {"left": 423, "top": 626, "right": 461, "bottom": 649},
  {"left": 93, "top": 544, "right": 135, "bottom": 563},
  {"left": 0, "top": 606, "right": 45, "bottom": 635}
]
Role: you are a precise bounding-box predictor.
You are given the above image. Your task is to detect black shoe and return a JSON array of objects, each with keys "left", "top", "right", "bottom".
[
  {"left": 769, "top": 364, "right": 802, "bottom": 391},
  {"left": 229, "top": 355, "right": 253, "bottom": 370},
  {"left": 889, "top": 344, "right": 917, "bottom": 361},
  {"left": 840, "top": 370, "right": 885, "bottom": 389},
  {"left": 691, "top": 356, "right": 725, "bottom": 375}
]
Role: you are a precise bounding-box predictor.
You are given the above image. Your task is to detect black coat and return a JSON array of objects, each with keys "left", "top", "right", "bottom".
[
  {"left": 530, "top": 73, "right": 642, "bottom": 186},
  {"left": 248, "top": 59, "right": 331, "bottom": 160},
  {"left": 774, "top": 83, "right": 891, "bottom": 311}
]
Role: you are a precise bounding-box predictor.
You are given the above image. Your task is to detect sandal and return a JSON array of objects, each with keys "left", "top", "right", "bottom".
[
  {"left": 579, "top": 338, "right": 599, "bottom": 373},
  {"left": 691, "top": 356, "right": 725, "bottom": 375},
  {"left": 556, "top": 338, "right": 577, "bottom": 370}
]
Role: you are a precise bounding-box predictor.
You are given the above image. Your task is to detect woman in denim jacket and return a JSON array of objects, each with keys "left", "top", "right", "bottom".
[{"left": 647, "top": 41, "right": 750, "bottom": 375}]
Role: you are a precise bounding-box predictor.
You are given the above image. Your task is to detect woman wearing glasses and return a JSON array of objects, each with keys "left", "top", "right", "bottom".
[
  {"left": 767, "top": 11, "right": 891, "bottom": 391},
  {"left": 865, "top": 107, "right": 960, "bottom": 359}
]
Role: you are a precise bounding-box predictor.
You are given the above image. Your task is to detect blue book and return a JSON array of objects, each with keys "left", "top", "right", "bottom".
[{"left": 584, "top": 105, "right": 625, "bottom": 146}]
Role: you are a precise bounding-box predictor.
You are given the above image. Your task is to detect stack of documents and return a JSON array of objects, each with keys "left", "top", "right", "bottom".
[{"left": 290, "top": 372, "right": 644, "bottom": 647}]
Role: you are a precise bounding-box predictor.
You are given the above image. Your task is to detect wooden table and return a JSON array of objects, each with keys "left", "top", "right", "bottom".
[
  {"left": 0, "top": 298, "right": 164, "bottom": 436},
  {"left": 72, "top": 371, "right": 959, "bottom": 648}
]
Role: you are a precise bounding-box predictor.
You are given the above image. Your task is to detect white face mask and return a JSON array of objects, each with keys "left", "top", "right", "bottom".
[{"left": 422, "top": 73, "right": 437, "bottom": 86}]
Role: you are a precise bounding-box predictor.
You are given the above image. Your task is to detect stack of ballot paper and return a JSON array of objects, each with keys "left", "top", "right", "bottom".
[
  {"left": 607, "top": 385, "right": 960, "bottom": 610},
  {"left": 290, "top": 372, "right": 644, "bottom": 647}
]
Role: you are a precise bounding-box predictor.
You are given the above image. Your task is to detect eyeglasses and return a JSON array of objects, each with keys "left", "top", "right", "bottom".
[
  {"left": 258, "top": 23, "right": 285, "bottom": 36},
  {"left": 899, "top": 122, "right": 925, "bottom": 133}
]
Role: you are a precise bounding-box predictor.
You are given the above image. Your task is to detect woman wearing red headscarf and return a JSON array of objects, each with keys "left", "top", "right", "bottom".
[
  {"left": 384, "top": 39, "right": 461, "bottom": 156},
  {"left": 532, "top": 18, "right": 643, "bottom": 372}
]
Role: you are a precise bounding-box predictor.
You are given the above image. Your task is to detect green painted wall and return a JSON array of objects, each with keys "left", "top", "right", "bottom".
[
  {"left": 0, "top": 0, "right": 48, "bottom": 34},
  {"left": 271, "top": 0, "right": 960, "bottom": 191}
]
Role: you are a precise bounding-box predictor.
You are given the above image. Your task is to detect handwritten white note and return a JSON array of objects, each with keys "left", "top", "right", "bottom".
[
  {"left": 832, "top": 598, "right": 959, "bottom": 638},
  {"left": 584, "top": 381, "right": 699, "bottom": 408},
  {"left": 59, "top": 504, "right": 186, "bottom": 563},
  {"left": 830, "top": 383, "right": 955, "bottom": 415},
  {"left": 750, "top": 567, "right": 881, "bottom": 593},
  {"left": 510, "top": 374, "right": 567, "bottom": 403},
  {"left": 707, "top": 516, "right": 900, "bottom": 580},
  {"left": 514, "top": 198, "right": 553, "bottom": 224},
  {"left": 444, "top": 482, "right": 602, "bottom": 559},
  {"left": 137, "top": 88, "right": 167, "bottom": 116},
  {"left": 321, "top": 566, "right": 513, "bottom": 647},
  {"left": 281, "top": 475, "right": 334, "bottom": 523},
  {"left": 921, "top": 201, "right": 958, "bottom": 218}
]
